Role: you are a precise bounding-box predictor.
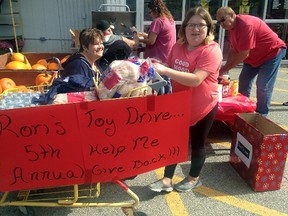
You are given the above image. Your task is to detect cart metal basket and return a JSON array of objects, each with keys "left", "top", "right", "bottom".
[
  {"left": 0, "top": 180, "right": 139, "bottom": 216},
  {"left": 0, "top": 57, "right": 168, "bottom": 215}
]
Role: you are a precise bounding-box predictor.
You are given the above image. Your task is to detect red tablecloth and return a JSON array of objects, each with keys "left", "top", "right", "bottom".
[{"left": 215, "top": 94, "right": 256, "bottom": 126}]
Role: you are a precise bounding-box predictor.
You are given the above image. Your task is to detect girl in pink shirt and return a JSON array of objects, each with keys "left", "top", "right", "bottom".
[{"left": 148, "top": 7, "right": 223, "bottom": 193}]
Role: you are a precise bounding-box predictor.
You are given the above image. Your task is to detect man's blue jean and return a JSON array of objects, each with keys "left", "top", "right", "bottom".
[{"left": 239, "top": 48, "right": 286, "bottom": 116}]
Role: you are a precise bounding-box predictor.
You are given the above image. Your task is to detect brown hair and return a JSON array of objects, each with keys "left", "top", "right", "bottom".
[
  {"left": 178, "top": 7, "right": 215, "bottom": 45},
  {"left": 148, "top": 0, "right": 174, "bottom": 23},
  {"left": 79, "top": 28, "right": 103, "bottom": 52}
]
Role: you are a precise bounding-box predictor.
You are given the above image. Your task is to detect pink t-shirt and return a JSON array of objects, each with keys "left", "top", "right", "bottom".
[
  {"left": 144, "top": 17, "right": 176, "bottom": 63},
  {"left": 168, "top": 41, "right": 223, "bottom": 126},
  {"left": 229, "top": 15, "right": 286, "bottom": 67}
]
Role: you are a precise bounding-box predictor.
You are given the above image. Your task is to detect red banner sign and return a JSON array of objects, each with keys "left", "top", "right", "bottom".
[{"left": 0, "top": 91, "right": 191, "bottom": 192}]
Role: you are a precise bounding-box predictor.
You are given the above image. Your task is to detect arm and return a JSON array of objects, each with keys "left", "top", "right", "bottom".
[
  {"left": 220, "top": 49, "right": 250, "bottom": 75},
  {"left": 122, "top": 36, "right": 139, "bottom": 49},
  {"left": 139, "top": 32, "right": 157, "bottom": 45},
  {"left": 153, "top": 62, "right": 210, "bottom": 87},
  {"left": 139, "top": 32, "right": 148, "bottom": 38}
]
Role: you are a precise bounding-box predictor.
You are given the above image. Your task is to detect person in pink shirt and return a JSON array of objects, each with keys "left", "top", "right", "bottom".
[
  {"left": 139, "top": 0, "right": 176, "bottom": 63},
  {"left": 216, "top": 7, "right": 287, "bottom": 115},
  {"left": 148, "top": 7, "right": 223, "bottom": 193},
  {"left": 137, "top": 0, "right": 176, "bottom": 94}
]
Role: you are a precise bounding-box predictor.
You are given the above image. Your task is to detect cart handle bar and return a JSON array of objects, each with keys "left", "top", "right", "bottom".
[{"left": 46, "top": 56, "right": 61, "bottom": 78}]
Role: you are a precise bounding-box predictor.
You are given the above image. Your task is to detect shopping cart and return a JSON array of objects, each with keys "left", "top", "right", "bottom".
[
  {"left": 0, "top": 180, "right": 140, "bottom": 216},
  {"left": 0, "top": 61, "right": 167, "bottom": 216}
]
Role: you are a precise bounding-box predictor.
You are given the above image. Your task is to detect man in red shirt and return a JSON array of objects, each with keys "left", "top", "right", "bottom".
[{"left": 216, "top": 7, "right": 287, "bottom": 116}]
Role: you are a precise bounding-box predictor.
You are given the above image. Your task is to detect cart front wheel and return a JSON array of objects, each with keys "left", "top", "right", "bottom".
[
  {"left": 18, "top": 206, "right": 35, "bottom": 216},
  {"left": 122, "top": 207, "right": 135, "bottom": 216}
]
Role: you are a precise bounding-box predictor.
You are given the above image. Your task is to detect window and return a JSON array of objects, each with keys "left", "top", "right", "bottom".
[{"left": 266, "top": 0, "right": 288, "bottom": 19}]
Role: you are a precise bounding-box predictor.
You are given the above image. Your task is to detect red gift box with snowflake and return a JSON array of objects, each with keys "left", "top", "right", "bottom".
[{"left": 230, "top": 113, "right": 288, "bottom": 192}]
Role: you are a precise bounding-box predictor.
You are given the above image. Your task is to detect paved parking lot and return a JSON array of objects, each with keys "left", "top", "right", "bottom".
[{"left": 0, "top": 65, "right": 287, "bottom": 216}]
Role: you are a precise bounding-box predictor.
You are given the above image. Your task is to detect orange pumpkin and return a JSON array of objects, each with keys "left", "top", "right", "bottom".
[
  {"left": 24, "top": 56, "right": 32, "bottom": 69},
  {"left": 10, "top": 53, "right": 32, "bottom": 69},
  {"left": 5, "top": 61, "right": 29, "bottom": 69},
  {"left": 35, "top": 72, "right": 53, "bottom": 86},
  {"left": 0, "top": 78, "right": 16, "bottom": 91},
  {"left": 15, "top": 85, "right": 28, "bottom": 92},
  {"left": 31, "top": 63, "right": 47, "bottom": 70},
  {"left": 36, "top": 59, "right": 48, "bottom": 67},
  {"left": 0, "top": 84, "right": 2, "bottom": 94},
  {"left": 18, "top": 86, "right": 34, "bottom": 93},
  {"left": 47, "top": 62, "right": 60, "bottom": 70},
  {"left": 11, "top": 52, "right": 25, "bottom": 62},
  {"left": 60, "top": 55, "right": 71, "bottom": 65}
]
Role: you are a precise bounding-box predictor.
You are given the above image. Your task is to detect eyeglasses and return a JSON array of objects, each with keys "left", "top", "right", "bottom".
[
  {"left": 186, "top": 23, "right": 207, "bottom": 30},
  {"left": 217, "top": 15, "right": 229, "bottom": 25}
]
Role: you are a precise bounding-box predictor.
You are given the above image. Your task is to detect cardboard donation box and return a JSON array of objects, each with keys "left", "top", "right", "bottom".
[{"left": 230, "top": 113, "right": 288, "bottom": 192}]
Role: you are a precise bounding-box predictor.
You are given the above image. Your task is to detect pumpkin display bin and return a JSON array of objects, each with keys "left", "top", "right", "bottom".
[{"left": 0, "top": 52, "right": 70, "bottom": 86}]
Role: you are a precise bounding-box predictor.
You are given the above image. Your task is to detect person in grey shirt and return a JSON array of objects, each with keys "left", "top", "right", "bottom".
[
  {"left": 96, "top": 20, "right": 138, "bottom": 53},
  {"left": 96, "top": 20, "right": 138, "bottom": 70}
]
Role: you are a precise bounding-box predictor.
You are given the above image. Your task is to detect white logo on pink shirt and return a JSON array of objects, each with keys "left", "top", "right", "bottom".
[{"left": 174, "top": 59, "right": 190, "bottom": 72}]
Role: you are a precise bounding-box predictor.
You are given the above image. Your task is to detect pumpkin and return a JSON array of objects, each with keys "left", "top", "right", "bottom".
[
  {"left": 60, "top": 55, "right": 71, "bottom": 65},
  {"left": 0, "top": 84, "right": 2, "bottom": 94},
  {"left": 31, "top": 63, "right": 47, "bottom": 70},
  {"left": 36, "top": 59, "right": 48, "bottom": 67},
  {"left": 24, "top": 56, "right": 32, "bottom": 69},
  {"left": 10, "top": 53, "right": 31, "bottom": 69},
  {"left": 5, "top": 61, "right": 29, "bottom": 69},
  {"left": 35, "top": 72, "right": 53, "bottom": 86},
  {"left": 0, "top": 78, "right": 16, "bottom": 91},
  {"left": 11, "top": 52, "right": 25, "bottom": 62},
  {"left": 15, "top": 85, "right": 28, "bottom": 92},
  {"left": 15, "top": 85, "right": 33, "bottom": 93},
  {"left": 47, "top": 62, "right": 61, "bottom": 70}
]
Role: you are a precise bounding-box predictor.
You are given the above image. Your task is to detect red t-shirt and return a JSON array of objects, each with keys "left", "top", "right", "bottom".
[
  {"left": 168, "top": 41, "right": 223, "bottom": 126},
  {"left": 229, "top": 15, "right": 286, "bottom": 67},
  {"left": 144, "top": 17, "right": 176, "bottom": 63}
]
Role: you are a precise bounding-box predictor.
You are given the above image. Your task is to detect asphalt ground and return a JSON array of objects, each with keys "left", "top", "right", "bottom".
[{"left": 0, "top": 65, "right": 287, "bottom": 216}]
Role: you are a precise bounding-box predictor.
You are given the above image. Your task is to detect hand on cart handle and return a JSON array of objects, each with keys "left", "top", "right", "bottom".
[{"left": 148, "top": 71, "right": 167, "bottom": 93}]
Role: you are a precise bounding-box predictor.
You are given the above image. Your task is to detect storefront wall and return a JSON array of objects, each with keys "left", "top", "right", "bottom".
[{"left": 136, "top": 0, "right": 288, "bottom": 64}]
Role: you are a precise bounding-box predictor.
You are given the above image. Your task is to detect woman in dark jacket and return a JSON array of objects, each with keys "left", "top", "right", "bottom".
[{"left": 62, "top": 28, "right": 104, "bottom": 83}]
